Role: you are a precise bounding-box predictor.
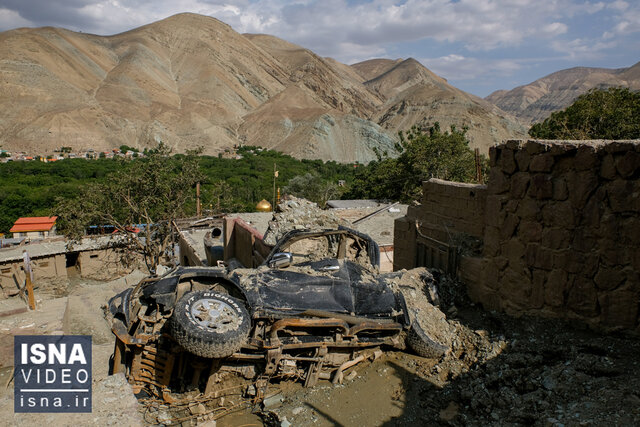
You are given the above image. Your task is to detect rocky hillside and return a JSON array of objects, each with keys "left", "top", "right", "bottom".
[
  {"left": 486, "top": 62, "right": 640, "bottom": 124},
  {"left": 0, "top": 13, "right": 525, "bottom": 162},
  {"left": 355, "top": 58, "right": 526, "bottom": 151}
]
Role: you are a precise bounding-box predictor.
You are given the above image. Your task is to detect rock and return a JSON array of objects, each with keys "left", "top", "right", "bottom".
[
  {"left": 263, "top": 393, "right": 284, "bottom": 409},
  {"left": 280, "top": 416, "right": 291, "bottom": 427},
  {"left": 189, "top": 403, "right": 206, "bottom": 415},
  {"left": 440, "top": 401, "right": 459, "bottom": 421},
  {"left": 530, "top": 153, "right": 554, "bottom": 172},
  {"left": 542, "top": 376, "right": 556, "bottom": 391}
]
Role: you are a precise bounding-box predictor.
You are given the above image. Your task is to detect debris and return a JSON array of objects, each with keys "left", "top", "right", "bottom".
[
  {"left": 262, "top": 196, "right": 348, "bottom": 245},
  {"left": 189, "top": 403, "right": 206, "bottom": 415},
  {"left": 440, "top": 401, "right": 459, "bottom": 421},
  {"left": 263, "top": 393, "right": 284, "bottom": 409},
  {"left": 345, "top": 370, "right": 358, "bottom": 381}
]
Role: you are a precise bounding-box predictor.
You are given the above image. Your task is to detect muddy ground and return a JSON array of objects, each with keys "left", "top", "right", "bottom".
[
  {"left": 0, "top": 274, "right": 639, "bottom": 426},
  {"left": 217, "top": 307, "right": 639, "bottom": 427}
]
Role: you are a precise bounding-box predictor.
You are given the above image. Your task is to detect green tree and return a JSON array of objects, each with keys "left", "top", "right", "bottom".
[
  {"left": 207, "top": 180, "right": 244, "bottom": 214},
  {"left": 345, "top": 123, "right": 482, "bottom": 202},
  {"left": 55, "top": 143, "right": 203, "bottom": 271},
  {"left": 529, "top": 87, "right": 640, "bottom": 139},
  {"left": 284, "top": 172, "right": 341, "bottom": 207}
]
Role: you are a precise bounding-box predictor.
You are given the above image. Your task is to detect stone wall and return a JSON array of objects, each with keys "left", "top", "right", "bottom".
[
  {"left": 394, "top": 179, "right": 486, "bottom": 271},
  {"left": 77, "top": 248, "right": 135, "bottom": 281},
  {"left": 395, "top": 139, "right": 640, "bottom": 333},
  {"left": 0, "top": 255, "right": 66, "bottom": 296}
]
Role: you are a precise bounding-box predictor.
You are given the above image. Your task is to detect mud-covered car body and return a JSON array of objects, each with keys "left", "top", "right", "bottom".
[{"left": 107, "top": 227, "right": 443, "bottom": 398}]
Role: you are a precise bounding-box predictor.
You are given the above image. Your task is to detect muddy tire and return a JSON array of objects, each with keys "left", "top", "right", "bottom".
[
  {"left": 169, "top": 290, "right": 250, "bottom": 358},
  {"left": 407, "top": 322, "right": 449, "bottom": 359}
]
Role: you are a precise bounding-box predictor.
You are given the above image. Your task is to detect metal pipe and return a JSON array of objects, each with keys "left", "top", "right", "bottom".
[
  {"left": 298, "top": 309, "right": 396, "bottom": 325},
  {"left": 332, "top": 355, "right": 365, "bottom": 384}
]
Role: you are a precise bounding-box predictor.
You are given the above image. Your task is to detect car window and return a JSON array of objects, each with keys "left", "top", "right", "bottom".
[
  {"left": 284, "top": 235, "right": 338, "bottom": 265},
  {"left": 278, "top": 233, "right": 373, "bottom": 268}
]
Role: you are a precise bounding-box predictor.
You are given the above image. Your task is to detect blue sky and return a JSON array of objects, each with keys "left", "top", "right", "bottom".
[{"left": 0, "top": 0, "right": 638, "bottom": 97}]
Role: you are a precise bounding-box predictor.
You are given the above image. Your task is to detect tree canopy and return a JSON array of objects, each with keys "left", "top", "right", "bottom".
[
  {"left": 529, "top": 87, "right": 640, "bottom": 140},
  {"left": 55, "top": 144, "right": 203, "bottom": 271},
  {"left": 345, "top": 123, "right": 484, "bottom": 202},
  {"left": 0, "top": 146, "right": 356, "bottom": 238}
]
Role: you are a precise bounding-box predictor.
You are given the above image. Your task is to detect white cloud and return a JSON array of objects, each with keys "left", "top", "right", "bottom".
[
  {"left": 551, "top": 37, "right": 618, "bottom": 60},
  {"left": 0, "top": 7, "right": 32, "bottom": 30},
  {"left": 0, "top": 0, "right": 637, "bottom": 71},
  {"left": 423, "top": 54, "right": 523, "bottom": 81},
  {"left": 597, "top": 0, "right": 640, "bottom": 42},
  {"left": 542, "top": 22, "right": 568, "bottom": 36},
  {"left": 608, "top": 0, "right": 628, "bottom": 12},
  {"left": 0, "top": 0, "right": 588, "bottom": 55}
]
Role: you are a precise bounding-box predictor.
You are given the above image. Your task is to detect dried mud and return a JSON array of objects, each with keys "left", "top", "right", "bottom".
[{"left": 238, "top": 307, "right": 640, "bottom": 426}]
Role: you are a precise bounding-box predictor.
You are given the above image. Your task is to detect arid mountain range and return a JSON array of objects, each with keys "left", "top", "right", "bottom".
[
  {"left": 2, "top": 13, "right": 638, "bottom": 163},
  {"left": 486, "top": 62, "right": 640, "bottom": 124},
  {"left": 0, "top": 13, "right": 530, "bottom": 163}
]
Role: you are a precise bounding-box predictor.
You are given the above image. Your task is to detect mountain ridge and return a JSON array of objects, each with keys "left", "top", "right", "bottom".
[
  {"left": 1, "top": 12, "right": 525, "bottom": 162},
  {"left": 486, "top": 62, "right": 640, "bottom": 124}
]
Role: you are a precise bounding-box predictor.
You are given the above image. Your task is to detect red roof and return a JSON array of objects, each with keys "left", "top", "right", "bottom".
[{"left": 10, "top": 216, "right": 57, "bottom": 233}]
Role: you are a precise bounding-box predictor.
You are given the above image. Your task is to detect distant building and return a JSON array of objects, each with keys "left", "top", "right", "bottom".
[{"left": 9, "top": 216, "right": 58, "bottom": 240}]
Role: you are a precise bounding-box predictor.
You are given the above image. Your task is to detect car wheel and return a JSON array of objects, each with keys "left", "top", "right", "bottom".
[
  {"left": 406, "top": 322, "right": 449, "bottom": 359},
  {"left": 169, "top": 290, "right": 250, "bottom": 358}
]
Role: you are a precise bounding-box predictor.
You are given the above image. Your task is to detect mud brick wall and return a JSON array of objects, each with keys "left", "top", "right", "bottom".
[
  {"left": 416, "top": 178, "right": 486, "bottom": 243},
  {"left": 394, "top": 179, "right": 486, "bottom": 271},
  {"left": 473, "top": 139, "right": 640, "bottom": 332},
  {"left": 395, "top": 139, "right": 640, "bottom": 332}
]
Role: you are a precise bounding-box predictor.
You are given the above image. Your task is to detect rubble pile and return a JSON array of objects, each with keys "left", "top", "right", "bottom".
[
  {"left": 412, "top": 310, "right": 640, "bottom": 426},
  {"left": 262, "top": 196, "right": 349, "bottom": 245}
]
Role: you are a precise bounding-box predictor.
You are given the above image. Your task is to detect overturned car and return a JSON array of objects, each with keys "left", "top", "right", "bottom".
[{"left": 106, "top": 227, "right": 453, "bottom": 401}]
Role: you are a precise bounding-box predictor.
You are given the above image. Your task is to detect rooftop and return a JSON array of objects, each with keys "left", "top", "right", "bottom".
[{"left": 9, "top": 216, "right": 57, "bottom": 233}]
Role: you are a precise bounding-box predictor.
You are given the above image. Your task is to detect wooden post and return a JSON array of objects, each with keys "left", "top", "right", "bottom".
[
  {"left": 196, "top": 182, "right": 201, "bottom": 217},
  {"left": 273, "top": 163, "right": 277, "bottom": 210},
  {"left": 25, "top": 275, "right": 35, "bottom": 310},
  {"left": 475, "top": 148, "right": 483, "bottom": 184},
  {"left": 23, "top": 251, "right": 35, "bottom": 310}
]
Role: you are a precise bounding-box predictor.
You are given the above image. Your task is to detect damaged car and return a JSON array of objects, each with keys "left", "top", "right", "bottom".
[{"left": 106, "top": 227, "right": 452, "bottom": 401}]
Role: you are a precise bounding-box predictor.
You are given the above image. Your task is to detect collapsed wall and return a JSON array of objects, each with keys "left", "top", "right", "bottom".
[{"left": 395, "top": 139, "right": 640, "bottom": 333}]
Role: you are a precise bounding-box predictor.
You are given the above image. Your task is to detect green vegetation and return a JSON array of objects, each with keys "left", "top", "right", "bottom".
[
  {"left": 0, "top": 158, "right": 122, "bottom": 234},
  {"left": 197, "top": 146, "right": 353, "bottom": 211},
  {"left": 119, "top": 144, "right": 139, "bottom": 153},
  {"left": 529, "top": 87, "right": 640, "bottom": 139},
  {"left": 56, "top": 144, "right": 202, "bottom": 270},
  {"left": 0, "top": 146, "right": 355, "bottom": 236},
  {"left": 0, "top": 126, "right": 482, "bottom": 241},
  {"left": 345, "top": 123, "right": 485, "bottom": 202},
  {"left": 284, "top": 172, "right": 341, "bottom": 207}
]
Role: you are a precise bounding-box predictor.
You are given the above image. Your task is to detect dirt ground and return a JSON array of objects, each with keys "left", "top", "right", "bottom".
[
  {"left": 0, "top": 274, "right": 638, "bottom": 426},
  {"left": 223, "top": 306, "right": 639, "bottom": 427}
]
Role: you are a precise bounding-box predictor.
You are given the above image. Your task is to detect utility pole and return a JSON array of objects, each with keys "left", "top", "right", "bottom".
[
  {"left": 273, "top": 163, "right": 278, "bottom": 210},
  {"left": 196, "top": 182, "right": 201, "bottom": 217}
]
